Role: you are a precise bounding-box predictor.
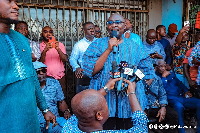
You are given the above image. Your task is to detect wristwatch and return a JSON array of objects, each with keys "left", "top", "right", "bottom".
[
  {"left": 103, "top": 86, "right": 109, "bottom": 93},
  {"left": 161, "top": 104, "right": 167, "bottom": 108},
  {"left": 42, "top": 108, "right": 50, "bottom": 114}
]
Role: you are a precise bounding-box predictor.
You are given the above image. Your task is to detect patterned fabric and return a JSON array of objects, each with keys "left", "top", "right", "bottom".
[
  {"left": 29, "top": 39, "right": 41, "bottom": 61},
  {"left": 143, "top": 40, "right": 166, "bottom": 64},
  {"left": 189, "top": 41, "right": 200, "bottom": 85},
  {"left": 82, "top": 35, "right": 155, "bottom": 118},
  {"left": 0, "top": 29, "right": 47, "bottom": 133},
  {"left": 62, "top": 110, "right": 148, "bottom": 133},
  {"left": 146, "top": 75, "right": 168, "bottom": 109},
  {"left": 70, "top": 37, "right": 96, "bottom": 71},
  {"left": 37, "top": 77, "right": 65, "bottom": 124},
  {"left": 172, "top": 43, "right": 190, "bottom": 74}
]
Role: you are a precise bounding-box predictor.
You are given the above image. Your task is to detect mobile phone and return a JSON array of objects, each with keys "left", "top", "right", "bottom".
[
  {"left": 48, "top": 36, "right": 56, "bottom": 48},
  {"left": 184, "top": 21, "right": 190, "bottom": 27},
  {"left": 150, "top": 52, "right": 156, "bottom": 56}
]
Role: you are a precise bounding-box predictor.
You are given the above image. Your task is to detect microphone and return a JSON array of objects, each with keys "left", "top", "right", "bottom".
[
  {"left": 116, "top": 61, "right": 128, "bottom": 92},
  {"left": 111, "top": 30, "right": 118, "bottom": 54},
  {"left": 110, "top": 61, "right": 120, "bottom": 79}
]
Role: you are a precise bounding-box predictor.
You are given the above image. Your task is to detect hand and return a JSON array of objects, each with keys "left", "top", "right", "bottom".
[
  {"left": 64, "top": 110, "right": 72, "bottom": 120},
  {"left": 55, "top": 41, "right": 59, "bottom": 50},
  {"left": 185, "top": 91, "right": 192, "bottom": 98},
  {"left": 156, "top": 107, "right": 166, "bottom": 122},
  {"left": 192, "top": 56, "right": 200, "bottom": 65},
  {"left": 166, "top": 64, "right": 171, "bottom": 71},
  {"left": 105, "top": 78, "right": 122, "bottom": 91},
  {"left": 162, "top": 70, "right": 171, "bottom": 78},
  {"left": 151, "top": 51, "right": 159, "bottom": 59},
  {"left": 108, "top": 37, "right": 119, "bottom": 52},
  {"left": 188, "top": 79, "right": 197, "bottom": 89},
  {"left": 43, "top": 111, "right": 57, "bottom": 129},
  {"left": 44, "top": 42, "right": 53, "bottom": 52},
  {"left": 31, "top": 53, "right": 37, "bottom": 62},
  {"left": 179, "top": 24, "right": 190, "bottom": 34},
  {"left": 124, "top": 79, "right": 136, "bottom": 94},
  {"left": 75, "top": 68, "right": 83, "bottom": 78},
  {"left": 125, "top": 31, "right": 130, "bottom": 38}
]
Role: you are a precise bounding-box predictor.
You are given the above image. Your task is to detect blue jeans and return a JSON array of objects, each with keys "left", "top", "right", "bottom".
[
  {"left": 40, "top": 117, "right": 67, "bottom": 133},
  {"left": 168, "top": 97, "right": 200, "bottom": 133},
  {"left": 76, "top": 85, "right": 89, "bottom": 93}
]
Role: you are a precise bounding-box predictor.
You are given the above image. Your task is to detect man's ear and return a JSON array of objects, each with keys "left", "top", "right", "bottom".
[{"left": 96, "top": 111, "right": 103, "bottom": 121}]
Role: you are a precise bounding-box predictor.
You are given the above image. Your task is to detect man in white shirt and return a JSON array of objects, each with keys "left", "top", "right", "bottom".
[{"left": 69, "top": 22, "right": 96, "bottom": 93}]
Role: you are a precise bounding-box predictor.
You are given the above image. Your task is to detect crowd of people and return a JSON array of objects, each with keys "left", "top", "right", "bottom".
[{"left": 2, "top": 0, "right": 200, "bottom": 133}]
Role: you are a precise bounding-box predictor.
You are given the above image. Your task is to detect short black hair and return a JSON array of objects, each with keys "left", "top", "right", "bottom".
[
  {"left": 15, "top": 21, "right": 28, "bottom": 29},
  {"left": 82, "top": 22, "right": 94, "bottom": 27},
  {"left": 156, "top": 25, "right": 165, "bottom": 31}
]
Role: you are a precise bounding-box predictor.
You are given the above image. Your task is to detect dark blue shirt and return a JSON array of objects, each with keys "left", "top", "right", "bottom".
[
  {"left": 157, "top": 72, "right": 188, "bottom": 100},
  {"left": 156, "top": 38, "right": 172, "bottom": 65}
]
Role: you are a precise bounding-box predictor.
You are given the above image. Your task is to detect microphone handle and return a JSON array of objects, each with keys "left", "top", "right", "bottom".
[
  {"left": 117, "top": 72, "right": 124, "bottom": 92},
  {"left": 113, "top": 46, "right": 117, "bottom": 54}
]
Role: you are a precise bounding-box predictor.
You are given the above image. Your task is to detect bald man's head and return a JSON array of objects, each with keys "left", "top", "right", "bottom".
[
  {"left": 124, "top": 18, "right": 132, "bottom": 32},
  {"left": 71, "top": 89, "right": 109, "bottom": 125},
  {"left": 146, "top": 29, "right": 156, "bottom": 45},
  {"left": 107, "top": 13, "right": 125, "bottom": 39}
]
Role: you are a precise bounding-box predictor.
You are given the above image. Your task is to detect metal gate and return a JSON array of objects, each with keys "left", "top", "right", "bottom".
[{"left": 17, "top": 0, "right": 149, "bottom": 105}]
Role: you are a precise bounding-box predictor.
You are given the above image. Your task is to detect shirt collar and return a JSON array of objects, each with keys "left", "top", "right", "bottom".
[{"left": 83, "top": 37, "right": 96, "bottom": 43}]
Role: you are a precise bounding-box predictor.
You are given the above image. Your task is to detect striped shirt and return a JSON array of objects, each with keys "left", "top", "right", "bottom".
[{"left": 83, "top": 34, "right": 155, "bottom": 118}]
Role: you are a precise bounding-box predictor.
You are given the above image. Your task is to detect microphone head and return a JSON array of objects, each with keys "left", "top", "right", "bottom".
[
  {"left": 112, "top": 61, "right": 118, "bottom": 70},
  {"left": 111, "top": 30, "right": 118, "bottom": 39}
]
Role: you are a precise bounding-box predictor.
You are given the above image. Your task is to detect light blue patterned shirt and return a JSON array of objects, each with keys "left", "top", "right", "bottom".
[
  {"left": 37, "top": 77, "right": 65, "bottom": 124},
  {"left": 143, "top": 40, "right": 166, "bottom": 64},
  {"left": 82, "top": 35, "right": 155, "bottom": 118},
  {"left": 70, "top": 37, "right": 96, "bottom": 71},
  {"left": 62, "top": 110, "right": 148, "bottom": 133}
]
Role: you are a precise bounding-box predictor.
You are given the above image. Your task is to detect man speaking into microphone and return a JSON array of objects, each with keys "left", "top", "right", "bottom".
[{"left": 83, "top": 13, "right": 155, "bottom": 130}]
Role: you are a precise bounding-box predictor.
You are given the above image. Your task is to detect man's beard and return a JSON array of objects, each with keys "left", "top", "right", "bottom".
[{"left": 0, "top": 14, "right": 18, "bottom": 24}]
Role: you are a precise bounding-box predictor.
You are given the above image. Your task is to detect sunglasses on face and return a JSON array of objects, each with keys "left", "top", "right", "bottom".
[
  {"left": 36, "top": 68, "right": 47, "bottom": 74},
  {"left": 95, "top": 30, "right": 101, "bottom": 33},
  {"left": 107, "top": 20, "right": 124, "bottom": 25},
  {"left": 43, "top": 30, "right": 53, "bottom": 33}
]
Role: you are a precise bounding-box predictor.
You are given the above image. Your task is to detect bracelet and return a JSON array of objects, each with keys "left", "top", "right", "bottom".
[
  {"left": 161, "top": 104, "right": 167, "bottom": 108},
  {"left": 127, "top": 92, "right": 136, "bottom": 97},
  {"left": 42, "top": 108, "right": 50, "bottom": 114},
  {"left": 103, "top": 86, "right": 109, "bottom": 93},
  {"left": 64, "top": 109, "right": 70, "bottom": 114}
]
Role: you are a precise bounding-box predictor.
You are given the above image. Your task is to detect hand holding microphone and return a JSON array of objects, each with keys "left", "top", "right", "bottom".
[{"left": 108, "top": 30, "right": 119, "bottom": 53}]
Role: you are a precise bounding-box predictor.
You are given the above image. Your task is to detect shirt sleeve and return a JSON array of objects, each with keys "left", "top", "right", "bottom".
[
  {"left": 157, "top": 77, "right": 168, "bottom": 105},
  {"left": 158, "top": 42, "right": 166, "bottom": 60},
  {"left": 174, "top": 75, "right": 188, "bottom": 93},
  {"left": 69, "top": 42, "right": 81, "bottom": 71},
  {"left": 33, "top": 64, "right": 48, "bottom": 111},
  {"left": 55, "top": 79, "right": 65, "bottom": 101},
  {"left": 137, "top": 56, "right": 155, "bottom": 80},
  {"left": 31, "top": 41, "right": 41, "bottom": 61},
  {"left": 125, "top": 110, "right": 148, "bottom": 133},
  {"left": 82, "top": 39, "right": 103, "bottom": 78},
  {"left": 59, "top": 42, "right": 67, "bottom": 54}
]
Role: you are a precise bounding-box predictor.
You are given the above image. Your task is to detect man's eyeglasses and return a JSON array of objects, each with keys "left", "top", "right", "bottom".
[
  {"left": 43, "top": 30, "right": 53, "bottom": 34},
  {"left": 36, "top": 68, "right": 47, "bottom": 74},
  {"left": 95, "top": 30, "right": 101, "bottom": 33},
  {"left": 107, "top": 20, "right": 124, "bottom": 25}
]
